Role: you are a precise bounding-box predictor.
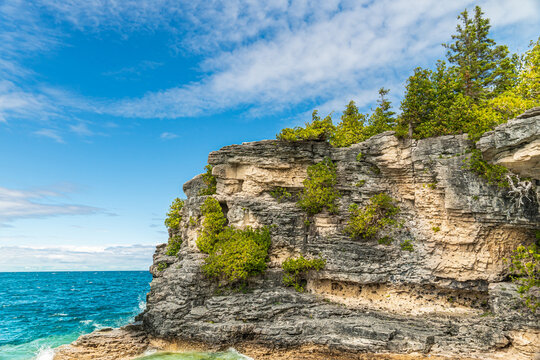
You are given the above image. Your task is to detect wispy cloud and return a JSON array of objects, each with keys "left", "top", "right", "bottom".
[
  {"left": 104, "top": 0, "right": 540, "bottom": 119},
  {"left": 0, "top": 0, "right": 539, "bottom": 127},
  {"left": 159, "top": 132, "right": 178, "bottom": 140},
  {"left": 0, "top": 185, "right": 103, "bottom": 225},
  {"left": 33, "top": 128, "right": 65, "bottom": 143},
  {"left": 0, "top": 244, "right": 156, "bottom": 271},
  {"left": 69, "top": 122, "right": 94, "bottom": 137}
]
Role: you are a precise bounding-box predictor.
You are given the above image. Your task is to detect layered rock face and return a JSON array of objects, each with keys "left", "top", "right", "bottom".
[
  {"left": 477, "top": 107, "right": 540, "bottom": 180},
  {"left": 139, "top": 113, "right": 539, "bottom": 360}
]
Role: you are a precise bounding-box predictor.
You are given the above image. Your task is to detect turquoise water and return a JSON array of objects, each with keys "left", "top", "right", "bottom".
[
  {"left": 0, "top": 271, "right": 150, "bottom": 360},
  {"left": 0, "top": 271, "right": 248, "bottom": 360}
]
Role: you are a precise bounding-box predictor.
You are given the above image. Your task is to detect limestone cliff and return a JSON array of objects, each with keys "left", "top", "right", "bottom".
[{"left": 55, "top": 112, "right": 540, "bottom": 360}]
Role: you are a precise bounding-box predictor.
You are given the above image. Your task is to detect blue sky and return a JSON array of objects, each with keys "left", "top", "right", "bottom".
[{"left": 0, "top": 0, "right": 539, "bottom": 271}]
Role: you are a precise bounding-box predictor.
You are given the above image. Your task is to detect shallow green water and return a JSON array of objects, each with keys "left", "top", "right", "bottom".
[{"left": 136, "top": 350, "right": 250, "bottom": 360}]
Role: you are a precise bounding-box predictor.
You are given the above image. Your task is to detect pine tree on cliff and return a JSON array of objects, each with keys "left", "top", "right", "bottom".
[
  {"left": 366, "top": 88, "right": 396, "bottom": 137},
  {"left": 443, "top": 6, "right": 517, "bottom": 100}
]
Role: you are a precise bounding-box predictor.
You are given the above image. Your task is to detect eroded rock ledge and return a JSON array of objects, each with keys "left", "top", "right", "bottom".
[{"left": 55, "top": 112, "right": 540, "bottom": 360}]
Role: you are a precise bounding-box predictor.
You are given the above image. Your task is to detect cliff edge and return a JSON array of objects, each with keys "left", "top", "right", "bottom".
[{"left": 55, "top": 111, "right": 540, "bottom": 360}]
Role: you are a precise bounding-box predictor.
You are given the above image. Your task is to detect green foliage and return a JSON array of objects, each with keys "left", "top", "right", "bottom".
[
  {"left": 398, "top": 9, "right": 539, "bottom": 141},
  {"left": 197, "top": 197, "right": 228, "bottom": 254},
  {"left": 197, "top": 197, "right": 271, "bottom": 284},
  {"left": 345, "top": 193, "right": 400, "bottom": 240},
  {"left": 378, "top": 236, "right": 393, "bottom": 245},
  {"left": 199, "top": 165, "right": 217, "bottom": 196},
  {"left": 270, "top": 187, "right": 292, "bottom": 203},
  {"left": 157, "top": 262, "right": 169, "bottom": 272},
  {"left": 356, "top": 152, "right": 363, "bottom": 161},
  {"left": 508, "top": 243, "right": 539, "bottom": 312},
  {"left": 432, "top": 226, "right": 441, "bottom": 233},
  {"left": 166, "top": 235, "right": 182, "bottom": 256},
  {"left": 202, "top": 226, "right": 271, "bottom": 284},
  {"left": 277, "top": 92, "right": 396, "bottom": 148},
  {"left": 365, "top": 88, "right": 396, "bottom": 137},
  {"left": 277, "top": 110, "right": 335, "bottom": 142},
  {"left": 282, "top": 255, "right": 326, "bottom": 292},
  {"left": 355, "top": 180, "right": 366, "bottom": 187},
  {"left": 464, "top": 149, "right": 511, "bottom": 188},
  {"left": 400, "top": 239, "right": 414, "bottom": 252},
  {"left": 443, "top": 6, "right": 516, "bottom": 100},
  {"left": 331, "top": 91, "right": 396, "bottom": 147},
  {"left": 164, "top": 198, "right": 184, "bottom": 230},
  {"left": 297, "top": 158, "right": 341, "bottom": 215},
  {"left": 330, "top": 101, "right": 369, "bottom": 147}
]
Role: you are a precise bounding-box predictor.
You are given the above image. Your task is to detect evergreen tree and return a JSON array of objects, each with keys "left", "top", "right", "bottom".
[
  {"left": 443, "top": 6, "right": 515, "bottom": 100},
  {"left": 366, "top": 88, "right": 396, "bottom": 137},
  {"left": 330, "top": 101, "right": 368, "bottom": 147}
]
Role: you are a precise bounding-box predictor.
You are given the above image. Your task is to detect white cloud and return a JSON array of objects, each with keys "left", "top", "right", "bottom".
[
  {"left": 104, "top": 0, "right": 540, "bottom": 119},
  {"left": 0, "top": 244, "right": 156, "bottom": 271},
  {"left": 0, "top": 0, "right": 539, "bottom": 126},
  {"left": 33, "top": 128, "right": 65, "bottom": 143},
  {"left": 0, "top": 185, "right": 102, "bottom": 225},
  {"left": 69, "top": 122, "right": 94, "bottom": 136},
  {"left": 160, "top": 132, "right": 178, "bottom": 140}
]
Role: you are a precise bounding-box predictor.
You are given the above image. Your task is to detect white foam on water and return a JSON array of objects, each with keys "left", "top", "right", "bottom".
[
  {"left": 34, "top": 346, "right": 55, "bottom": 360},
  {"left": 228, "top": 348, "right": 254, "bottom": 360},
  {"left": 138, "top": 299, "right": 147, "bottom": 312}
]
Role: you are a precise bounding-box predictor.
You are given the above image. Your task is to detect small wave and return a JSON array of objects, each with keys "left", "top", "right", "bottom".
[
  {"left": 138, "top": 300, "right": 147, "bottom": 312},
  {"left": 228, "top": 348, "right": 254, "bottom": 360},
  {"left": 80, "top": 319, "right": 92, "bottom": 325},
  {"left": 35, "top": 346, "right": 55, "bottom": 360},
  {"left": 51, "top": 313, "right": 68, "bottom": 317}
]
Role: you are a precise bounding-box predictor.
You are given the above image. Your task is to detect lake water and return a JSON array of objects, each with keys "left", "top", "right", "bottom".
[{"left": 0, "top": 271, "right": 247, "bottom": 360}]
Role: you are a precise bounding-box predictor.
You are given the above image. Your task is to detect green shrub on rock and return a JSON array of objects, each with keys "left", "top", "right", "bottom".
[
  {"left": 166, "top": 235, "right": 182, "bottom": 256},
  {"left": 197, "top": 197, "right": 228, "bottom": 254},
  {"left": 345, "top": 193, "right": 399, "bottom": 240},
  {"left": 297, "top": 158, "right": 341, "bottom": 215},
  {"left": 164, "top": 198, "right": 184, "bottom": 230},
  {"left": 270, "top": 187, "right": 292, "bottom": 203},
  {"left": 199, "top": 165, "right": 217, "bottom": 196},
  {"left": 277, "top": 111, "right": 335, "bottom": 142},
  {"left": 282, "top": 255, "right": 326, "bottom": 292},
  {"left": 508, "top": 242, "right": 539, "bottom": 312},
  {"left": 202, "top": 226, "right": 271, "bottom": 283},
  {"left": 464, "top": 149, "right": 511, "bottom": 188},
  {"left": 157, "top": 262, "right": 169, "bottom": 272},
  {"left": 197, "top": 196, "right": 271, "bottom": 284}
]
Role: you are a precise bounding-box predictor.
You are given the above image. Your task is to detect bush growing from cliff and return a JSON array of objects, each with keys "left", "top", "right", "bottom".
[
  {"left": 463, "top": 149, "right": 511, "bottom": 188},
  {"left": 277, "top": 111, "right": 335, "bottom": 142},
  {"left": 197, "top": 197, "right": 228, "bottom": 253},
  {"left": 270, "top": 187, "right": 292, "bottom": 203},
  {"left": 164, "top": 198, "right": 184, "bottom": 230},
  {"left": 508, "top": 241, "right": 539, "bottom": 312},
  {"left": 276, "top": 90, "right": 396, "bottom": 148},
  {"left": 297, "top": 158, "right": 341, "bottom": 215},
  {"left": 166, "top": 235, "right": 182, "bottom": 256},
  {"left": 345, "top": 193, "right": 399, "bottom": 240},
  {"left": 282, "top": 255, "right": 326, "bottom": 292},
  {"left": 199, "top": 165, "right": 217, "bottom": 196},
  {"left": 197, "top": 197, "right": 271, "bottom": 284},
  {"left": 202, "top": 226, "right": 271, "bottom": 283}
]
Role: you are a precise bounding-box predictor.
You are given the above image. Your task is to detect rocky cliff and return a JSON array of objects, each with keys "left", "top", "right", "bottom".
[{"left": 55, "top": 111, "right": 540, "bottom": 360}]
